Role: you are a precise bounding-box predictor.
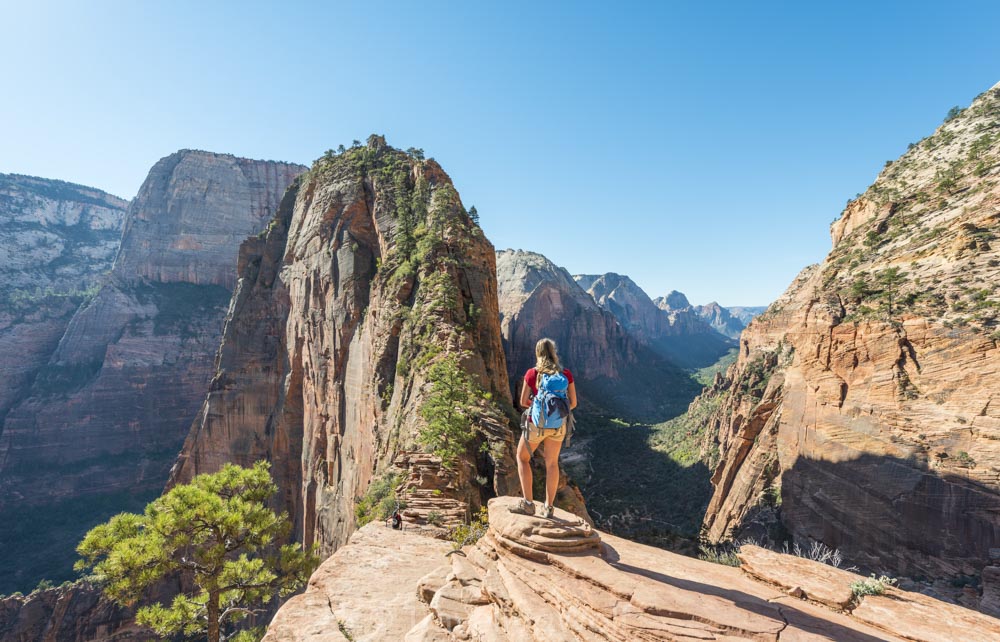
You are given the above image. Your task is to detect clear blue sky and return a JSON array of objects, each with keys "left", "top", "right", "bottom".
[{"left": 3, "top": 1, "right": 999, "bottom": 306}]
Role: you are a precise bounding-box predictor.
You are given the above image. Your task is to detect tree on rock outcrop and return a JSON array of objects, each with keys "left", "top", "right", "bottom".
[{"left": 75, "top": 461, "right": 319, "bottom": 642}]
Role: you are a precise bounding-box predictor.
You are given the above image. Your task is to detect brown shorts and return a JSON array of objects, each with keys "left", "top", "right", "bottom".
[{"left": 525, "top": 423, "right": 566, "bottom": 447}]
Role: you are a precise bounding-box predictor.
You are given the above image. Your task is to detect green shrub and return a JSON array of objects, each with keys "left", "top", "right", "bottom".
[
  {"left": 449, "top": 506, "right": 488, "bottom": 550},
  {"left": 850, "top": 575, "right": 897, "bottom": 600},
  {"left": 355, "top": 472, "right": 403, "bottom": 527}
]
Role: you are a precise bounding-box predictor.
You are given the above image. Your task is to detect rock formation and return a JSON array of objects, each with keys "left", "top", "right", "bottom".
[
  {"left": 170, "top": 137, "right": 523, "bottom": 558},
  {"left": 0, "top": 151, "right": 303, "bottom": 593},
  {"left": 496, "top": 250, "right": 697, "bottom": 419},
  {"left": 695, "top": 301, "right": 747, "bottom": 339},
  {"left": 0, "top": 174, "right": 126, "bottom": 431},
  {"left": 726, "top": 305, "right": 768, "bottom": 326},
  {"left": 262, "top": 496, "right": 1000, "bottom": 641},
  {"left": 698, "top": 81, "right": 1000, "bottom": 590},
  {"left": 576, "top": 274, "right": 734, "bottom": 369}
]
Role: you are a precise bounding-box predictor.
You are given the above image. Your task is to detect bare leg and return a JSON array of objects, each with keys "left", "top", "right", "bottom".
[
  {"left": 516, "top": 434, "right": 537, "bottom": 501},
  {"left": 542, "top": 437, "right": 563, "bottom": 506}
]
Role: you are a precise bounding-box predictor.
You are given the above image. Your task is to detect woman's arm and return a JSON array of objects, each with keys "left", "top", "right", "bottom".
[
  {"left": 519, "top": 379, "right": 532, "bottom": 410},
  {"left": 567, "top": 382, "right": 577, "bottom": 410}
]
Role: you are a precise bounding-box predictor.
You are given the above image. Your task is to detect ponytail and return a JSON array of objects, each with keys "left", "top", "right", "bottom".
[{"left": 534, "top": 338, "right": 561, "bottom": 376}]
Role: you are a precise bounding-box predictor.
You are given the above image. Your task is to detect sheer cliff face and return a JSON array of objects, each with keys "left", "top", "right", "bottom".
[
  {"left": 575, "top": 274, "right": 734, "bottom": 370},
  {"left": 0, "top": 151, "right": 303, "bottom": 593},
  {"left": 497, "top": 251, "right": 634, "bottom": 382},
  {"left": 495, "top": 250, "right": 698, "bottom": 420},
  {"left": 172, "top": 139, "right": 517, "bottom": 555},
  {"left": 701, "top": 82, "right": 1000, "bottom": 579},
  {"left": 0, "top": 175, "right": 126, "bottom": 425},
  {"left": 573, "top": 272, "right": 674, "bottom": 339}
]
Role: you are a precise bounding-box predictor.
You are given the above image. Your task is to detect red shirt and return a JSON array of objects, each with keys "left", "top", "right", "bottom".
[{"left": 524, "top": 367, "right": 574, "bottom": 396}]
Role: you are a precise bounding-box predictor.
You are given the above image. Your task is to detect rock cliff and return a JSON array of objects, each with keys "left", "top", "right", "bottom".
[
  {"left": 699, "top": 81, "right": 1000, "bottom": 590},
  {"left": 0, "top": 174, "right": 126, "bottom": 431},
  {"left": 262, "top": 496, "right": 1000, "bottom": 641},
  {"left": 496, "top": 250, "right": 696, "bottom": 419},
  {"left": 171, "top": 138, "right": 520, "bottom": 558},
  {"left": 695, "top": 301, "right": 747, "bottom": 340},
  {"left": 576, "top": 275, "right": 734, "bottom": 369},
  {"left": 0, "top": 151, "right": 303, "bottom": 593}
]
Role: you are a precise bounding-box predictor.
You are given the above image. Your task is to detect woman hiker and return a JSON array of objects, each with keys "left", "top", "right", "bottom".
[{"left": 510, "top": 338, "right": 577, "bottom": 518}]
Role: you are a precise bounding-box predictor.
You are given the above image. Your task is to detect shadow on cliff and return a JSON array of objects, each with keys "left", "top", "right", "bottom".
[{"left": 778, "top": 452, "right": 1000, "bottom": 580}]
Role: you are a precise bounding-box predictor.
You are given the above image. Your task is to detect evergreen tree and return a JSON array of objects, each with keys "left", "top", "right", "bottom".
[
  {"left": 468, "top": 205, "right": 479, "bottom": 225},
  {"left": 76, "top": 462, "right": 319, "bottom": 642},
  {"left": 419, "top": 353, "right": 481, "bottom": 467}
]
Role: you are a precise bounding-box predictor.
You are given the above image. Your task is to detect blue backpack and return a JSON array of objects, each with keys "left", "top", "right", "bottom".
[{"left": 530, "top": 371, "right": 570, "bottom": 429}]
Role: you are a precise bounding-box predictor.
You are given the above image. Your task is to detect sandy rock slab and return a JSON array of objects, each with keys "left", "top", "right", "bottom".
[
  {"left": 406, "top": 497, "right": 918, "bottom": 641},
  {"left": 264, "top": 523, "right": 451, "bottom": 641}
]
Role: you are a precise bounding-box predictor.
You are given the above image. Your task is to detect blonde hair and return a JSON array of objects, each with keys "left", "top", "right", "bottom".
[{"left": 534, "top": 338, "right": 561, "bottom": 376}]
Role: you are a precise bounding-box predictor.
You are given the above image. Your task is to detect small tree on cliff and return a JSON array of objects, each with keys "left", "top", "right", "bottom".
[
  {"left": 419, "top": 353, "right": 481, "bottom": 467},
  {"left": 76, "top": 461, "right": 319, "bottom": 642}
]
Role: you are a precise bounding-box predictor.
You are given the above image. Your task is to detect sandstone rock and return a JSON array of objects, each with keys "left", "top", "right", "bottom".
[
  {"left": 172, "top": 141, "right": 518, "bottom": 561},
  {"left": 255, "top": 494, "right": 1000, "bottom": 641},
  {"left": 263, "top": 522, "right": 451, "bottom": 642},
  {"left": 981, "top": 566, "right": 1000, "bottom": 617},
  {"left": 852, "top": 589, "right": 1000, "bottom": 642},
  {"left": 699, "top": 81, "right": 1000, "bottom": 584},
  {"left": 738, "top": 544, "right": 858, "bottom": 609}
]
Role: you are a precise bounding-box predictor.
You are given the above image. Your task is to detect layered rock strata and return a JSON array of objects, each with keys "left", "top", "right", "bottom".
[
  {"left": 171, "top": 138, "right": 519, "bottom": 556},
  {"left": 699, "top": 82, "right": 1000, "bottom": 586},
  {"left": 262, "top": 496, "right": 999, "bottom": 641},
  {"left": 0, "top": 151, "right": 303, "bottom": 592},
  {"left": 0, "top": 174, "right": 126, "bottom": 426}
]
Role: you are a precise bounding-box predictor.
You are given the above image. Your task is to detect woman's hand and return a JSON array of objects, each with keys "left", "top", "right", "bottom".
[
  {"left": 519, "top": 379, "right": 532, "bottom": 410},
  {"left": 568, "top": 382, "right": 577, "bottom": 410}
]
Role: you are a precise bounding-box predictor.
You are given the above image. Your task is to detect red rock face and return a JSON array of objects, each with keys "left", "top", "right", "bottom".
[
  {"left": 0, "top": 151, "right": 304, "bottom": 594},
  {"left": 172, "top": 139, "right": 519, "bottom": 556},
  {"left": 495, "top": 249, "right": 700, "bottom": 420},
  {"left": 701, "top": 82, "right": 1000, "bottom": 584}
]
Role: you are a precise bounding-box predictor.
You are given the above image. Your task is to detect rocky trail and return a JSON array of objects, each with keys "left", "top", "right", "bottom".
[{"left": 264, "top": 496, "right": 1000, "bottom": 641}]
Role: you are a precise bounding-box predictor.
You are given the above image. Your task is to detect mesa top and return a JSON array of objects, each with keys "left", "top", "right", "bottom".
[{"left": 524, "top": 367, "right": 574, "bottom": 395}]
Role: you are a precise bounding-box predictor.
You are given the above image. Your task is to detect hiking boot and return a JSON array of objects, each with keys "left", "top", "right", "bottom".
[
  {"left": 540, "top": 503, "right": 554, "bottom": 518},
  {"left": 508, "top": 498, "right": 534, "bottom": 515}
]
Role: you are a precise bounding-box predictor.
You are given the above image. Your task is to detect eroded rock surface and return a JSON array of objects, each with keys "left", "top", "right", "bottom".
[
  {"left": 172, "top": 138, "right": 518, "bottom": 558},
  {"left": 266, "top": 496, "right": 996, "bottom": 641},
  {"left": 263, "top": 523, "right": 451, "bottom": 642}
]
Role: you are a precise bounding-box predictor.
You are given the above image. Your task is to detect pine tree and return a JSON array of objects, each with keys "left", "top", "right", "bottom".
[
  {"left": 419, "top": 353, "right": 481, "bottom": 467},
  {"left": 76, "top": 462, "right": 319, "bottom": 642},
  {"left": 468, "top": 205, "right": 479, "bottom": 225}
]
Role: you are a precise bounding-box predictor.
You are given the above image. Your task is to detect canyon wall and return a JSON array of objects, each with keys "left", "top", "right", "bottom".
[
  {"left": 577, "top": 274, "right": 735, "bottom": 369},
  {"left": 0, "top": 174, "right": 126, "bottom": 428},
  {"left": 700, "top": 82, "right": 1000, "bottom": 583},
  {"left": 0, "top": 151, "right": 303, "bottom": 593},
  {"left": 496, "top": 249, "right": 698, "bottom": 420}
]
